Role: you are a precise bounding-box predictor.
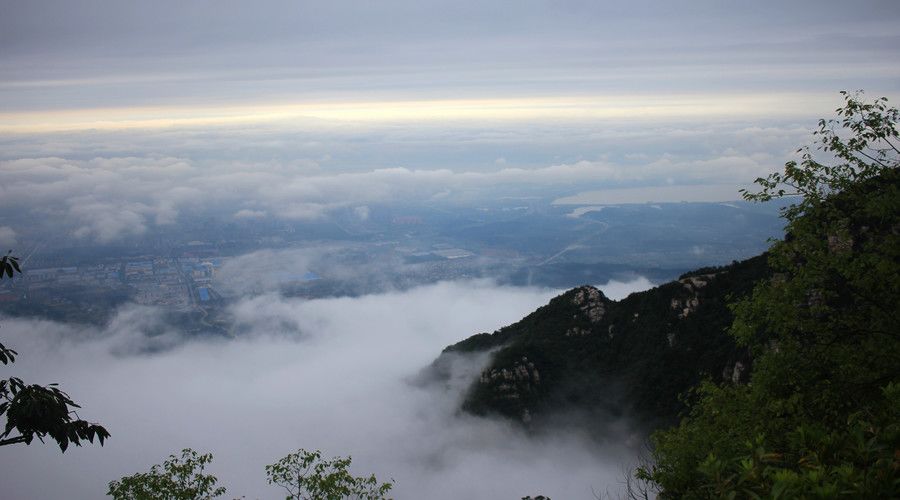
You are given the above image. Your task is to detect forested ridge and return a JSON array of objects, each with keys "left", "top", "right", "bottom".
[
  {"left": 436, "top": 92, "right": 900, "bottom": 497},
  {"left": 437, "top": 254, "right": 768, "bottom": 431}
]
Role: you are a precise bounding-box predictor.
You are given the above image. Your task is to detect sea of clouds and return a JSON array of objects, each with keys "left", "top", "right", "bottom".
[{"left": 0, "top": 277, "right": 652, "bottom": 499}]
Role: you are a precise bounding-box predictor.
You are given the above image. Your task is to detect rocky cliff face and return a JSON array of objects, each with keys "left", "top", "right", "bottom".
[{"left": 434, "top": 255, "right": 770, "bottom": 430}]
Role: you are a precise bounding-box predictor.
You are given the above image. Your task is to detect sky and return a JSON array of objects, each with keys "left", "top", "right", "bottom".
[
  {"left": 2, "top": 1, "right": 898, "bottom": 243},
  {"left": 2, "top": 0, "right": 899, "bottom": 125}
]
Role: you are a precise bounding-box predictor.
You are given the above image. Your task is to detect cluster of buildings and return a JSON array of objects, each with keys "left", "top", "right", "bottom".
[{"left": 1, "top": 257, "right": 223, "bottom": 311}]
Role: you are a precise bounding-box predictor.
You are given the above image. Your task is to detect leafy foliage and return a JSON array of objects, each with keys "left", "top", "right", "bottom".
[
  {"left": 107, "top": 448, "right": 226, "bottom": 500},
  {"left": 0, "top": 377, "right": 110, "bottom": 451},
  {"left": 1, "top": 251, "right": 21, "bottom": 279},
  {"left": 742, "top": 90, "right": 899, "bottom": 220},
  {"left": 0, "top": 252, "right": 109, "bottom": 451},
  {"left": 265, "top": 448, "right": 393, "bottom": 500},
  {"left": 642, "top": 92, "right": 900, "bottom": 497}
]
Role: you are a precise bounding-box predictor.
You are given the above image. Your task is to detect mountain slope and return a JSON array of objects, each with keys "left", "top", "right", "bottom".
[{"left": 435, "top": 254, "right": 770, "bottom": 430}]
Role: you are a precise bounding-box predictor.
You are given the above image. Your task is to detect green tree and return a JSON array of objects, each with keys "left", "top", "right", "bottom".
[
  {"left": 640, "top": 91, "right": 900, "bottom": 497},
  {"left": 107, "top": 448, "right": 226, "bottom": 500},
  {"left": 0, "top": 252, "right": 110, "bottom": 451},
  {"left": 742, "top": 90, "right": 899, "bottom": 219},
  {"left": 265, "top": 448, "right": 393, "bottom": 500}
]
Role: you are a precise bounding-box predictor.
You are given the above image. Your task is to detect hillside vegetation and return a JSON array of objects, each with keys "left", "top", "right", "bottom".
[
  {"left": 438, "top": 255, "right": 768, "bottom": 431},
  {"left": 436, "top": 92, "right": 900, "bottom": 497},
  {"left": 640, "top": 93, "right": 900, "bottom": 497}
]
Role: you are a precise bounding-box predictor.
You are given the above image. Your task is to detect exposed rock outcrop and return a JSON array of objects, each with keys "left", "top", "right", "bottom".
[
  {"left": 435, "top": 255, "right": 768, "bottom": 429},
  {"left": 572, "top": 286, "right": 607, "bottom": 323}
]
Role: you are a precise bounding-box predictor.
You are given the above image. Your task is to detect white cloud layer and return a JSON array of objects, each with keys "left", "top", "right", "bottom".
[
  {"left": 597, "top": 276, "right": 656, "bottom": 301},
  {"left": 0, "top": 279, "right": 654, "bottom": 499},
  {"left": 0, "top": 122, "right": 794, "bottom": 244},
  {"left": 0, "top": 226, "right": 17, "bottom": 248}
]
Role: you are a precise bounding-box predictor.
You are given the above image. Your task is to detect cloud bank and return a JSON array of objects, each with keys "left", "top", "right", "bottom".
[
  {"left": 0, "top": 127, "right": 792, "bottom": 244},
  {"left": 0, "top": 279, "right": 655, "bottom": 499}
]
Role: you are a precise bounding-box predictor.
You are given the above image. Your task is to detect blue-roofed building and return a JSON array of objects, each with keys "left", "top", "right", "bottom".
[
  {"left": 198, "top": 287, "right": 210, "bottom": 302},
  {"left": 273, "top": 271, "right": 321, "bottom": 285}
]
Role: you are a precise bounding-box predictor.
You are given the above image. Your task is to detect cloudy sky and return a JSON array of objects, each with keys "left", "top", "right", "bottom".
[
  {"left": 2, "top": 0, "right": 898, "bottom": 244},
  {"left": 2, "top": 0, "right": 899, "bottom": 127}
]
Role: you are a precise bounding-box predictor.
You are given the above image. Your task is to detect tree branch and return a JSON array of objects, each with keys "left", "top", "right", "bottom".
[
  {"left": 853, "top": 150, "right": 890, "bottom": 170},
  {"left": 881, "top": 136, "right": 899, "bottom": 155},
  {"left": 0, "top": 435, "right": 30, "bottom": 447}
]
